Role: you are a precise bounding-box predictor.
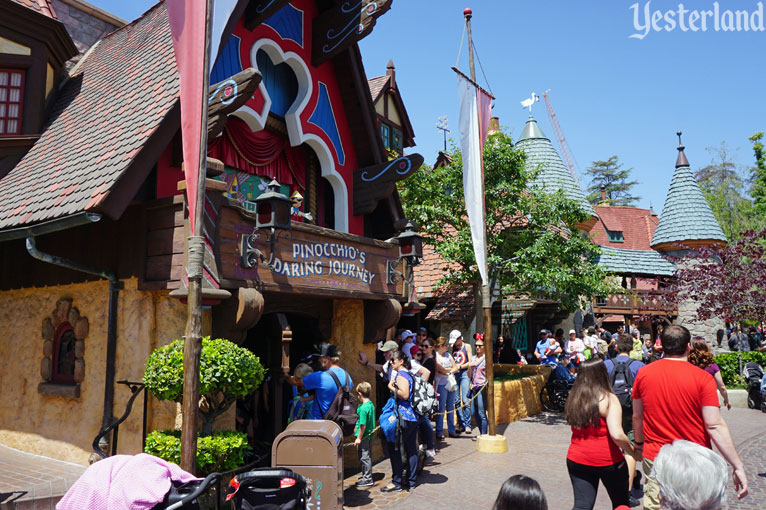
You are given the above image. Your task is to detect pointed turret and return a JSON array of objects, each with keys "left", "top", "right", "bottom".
[
  {"left": 651, "top": 132, "right": 726, "bottom": 251},
  {"left": 515, "top": 115, "right": 598, "bottom": 229}
]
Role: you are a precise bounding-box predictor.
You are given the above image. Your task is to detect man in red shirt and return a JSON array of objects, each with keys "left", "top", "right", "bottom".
[{"left": 632, "top": 325, "right": 748, "bottom": 509}]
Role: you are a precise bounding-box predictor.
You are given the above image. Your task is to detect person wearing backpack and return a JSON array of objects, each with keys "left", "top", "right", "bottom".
[
  {"left": 289, "top": 342, "right": 356, "bottom": 432},
  {"left": 604, "top": 334, "right": 645, "bottom": 507},
  {"left": 381, "top": 350, "right": 420, "bottom": 493}
]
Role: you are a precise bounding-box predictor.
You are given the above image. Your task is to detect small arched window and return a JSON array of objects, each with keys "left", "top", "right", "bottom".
[{"left": 52, "top": 323, "right": 76, "bottom": 384}]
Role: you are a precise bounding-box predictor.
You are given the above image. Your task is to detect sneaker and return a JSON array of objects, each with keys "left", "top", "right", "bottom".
[
  {"left": 355, "top": 480, "right": 374, "bottom": 488},
  {"left": 381, "top": 485, "right": 403, "bottom": 493},
  {"left": 435, "top": 434, "right": 445, "bottom": 440},
  {"left": 425, "top": 449, "right": 436, "bottom": 459},
  {"left": 628, "top": 495, "right": 641, "bottom": 507},
  {"left": 464, "top": 427, "right": 472, "bottom": 434},
  {"left": 448, "top": 432, "right": 460, "bottom": 438}
]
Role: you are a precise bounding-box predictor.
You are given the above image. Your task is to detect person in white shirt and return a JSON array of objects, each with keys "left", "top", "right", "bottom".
[{"left": 566, "top": 329, "right": 585, "bottom": 366}]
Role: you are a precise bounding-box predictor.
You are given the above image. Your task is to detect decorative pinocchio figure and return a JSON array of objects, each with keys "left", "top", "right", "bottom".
[{"left": 290, "top": 190, "right": 313, "bottom": 222}]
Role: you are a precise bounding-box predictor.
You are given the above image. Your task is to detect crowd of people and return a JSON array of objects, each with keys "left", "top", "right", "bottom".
[{"left": 287, "top": 322, "right": 751, "bottom": 509}]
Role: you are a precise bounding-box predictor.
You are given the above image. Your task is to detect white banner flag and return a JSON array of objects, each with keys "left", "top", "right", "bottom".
[{"left": 457, "top": 73, "right": 493, "bottom": 286}]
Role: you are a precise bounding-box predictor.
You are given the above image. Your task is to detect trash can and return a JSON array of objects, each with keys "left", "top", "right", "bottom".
[{"left": 272, "top": 419, "right": 344, "bottom": 510}]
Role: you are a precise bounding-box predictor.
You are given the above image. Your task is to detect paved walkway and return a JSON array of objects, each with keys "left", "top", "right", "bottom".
[
  {"left": 0, "top": 444, "right": 85, "bottom": 509},
  {"left": 343, "top": 407, "right": 766, "bottom": 509}
]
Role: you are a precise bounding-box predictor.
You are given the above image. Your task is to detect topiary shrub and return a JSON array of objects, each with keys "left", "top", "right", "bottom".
[
  {"left": 144, "top": 337, "right": 265, "bottom": 435},
  {"left": 145, "top": 429, "right": 250, "bottom": 475},
  {"left": 713, "top": 351, "right": 766, "bottom": 386}
]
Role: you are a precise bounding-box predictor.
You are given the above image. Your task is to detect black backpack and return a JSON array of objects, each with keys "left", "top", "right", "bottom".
[
  {"left": 323, "top": 370, "right": 358, "bottom": 436},
  {"left": 610, "top": 359, "right": 636, "bottom": 410}
]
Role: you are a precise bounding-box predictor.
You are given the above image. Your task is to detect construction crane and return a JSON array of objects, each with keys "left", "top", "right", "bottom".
[{"left": 542, "top": 89, "right": 582, "bottom": 187}]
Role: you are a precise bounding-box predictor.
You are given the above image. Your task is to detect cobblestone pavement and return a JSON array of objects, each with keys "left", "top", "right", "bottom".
[{"left": 343, "top": 407, "right": 766, "bottom": 509}]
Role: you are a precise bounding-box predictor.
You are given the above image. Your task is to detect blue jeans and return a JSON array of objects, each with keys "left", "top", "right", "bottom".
[
  {"left": 471, "top": 386, "right": 488, "bottom": 435},
  {"left": 417, "top": 413, "right": 434, "bottom": 450},
  {"left": 436, "top": 383, "right": 455, "bottom": 435},
  {"left": 388, "top": 419, "right": 418, "bottom": 488},
  {"left": 456, "top": 370, "right": 472, "bottom": 429}
]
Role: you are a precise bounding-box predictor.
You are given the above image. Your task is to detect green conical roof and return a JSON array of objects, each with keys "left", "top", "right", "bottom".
[
  {"left": 651, "top": 141, "right": 726, "bottom": 249},
  {"left": 515, "top": 115, "right": 597, "bottom": 218}
]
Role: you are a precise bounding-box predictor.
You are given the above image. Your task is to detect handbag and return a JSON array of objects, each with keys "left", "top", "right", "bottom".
[
  {"left": 379, "top": 397, "right": 398, "bottom": 443},
  {"left": 445, "top": 373, "right": 457, "bottom": 392}
]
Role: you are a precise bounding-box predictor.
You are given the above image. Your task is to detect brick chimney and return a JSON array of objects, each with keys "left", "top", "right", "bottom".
[
  {"left": 600, "top": 185, "right": 607, "bottom": 203},
  {"left": 488, "top": 116, "right": 500, "bottom": 134}
]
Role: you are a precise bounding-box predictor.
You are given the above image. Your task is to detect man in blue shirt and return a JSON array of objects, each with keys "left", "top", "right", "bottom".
[
  {"left": 534, "top": 330, "right": 561, "bottom": 365},
  {"left": 290, "top": 342, "right": 352, "bottom": 420}
]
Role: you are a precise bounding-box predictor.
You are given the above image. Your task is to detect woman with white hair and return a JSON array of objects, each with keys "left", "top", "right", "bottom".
[{"left": 652, "top": 440, "right": 728, "bottom": 510}]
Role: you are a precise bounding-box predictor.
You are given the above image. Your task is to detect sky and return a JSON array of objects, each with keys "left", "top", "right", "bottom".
[{"left": 94, "top": 0, "right": 766, "bottom": 213}]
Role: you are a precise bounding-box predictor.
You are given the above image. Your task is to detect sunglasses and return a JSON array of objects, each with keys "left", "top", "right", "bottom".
[{"left": 475, "top": 344, "right": 484, "bottom": 348}]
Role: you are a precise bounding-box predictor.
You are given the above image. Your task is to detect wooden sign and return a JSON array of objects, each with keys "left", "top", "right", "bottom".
[
  {"left": 217, "top": 204, "right": 404, "bottom": 298},
  {"left": 353, "top": 153, "right": 423, "bottom": 215},
  {"left": 244, "top": 0, "right": 292, "bottom": 30},
  {"left": 312, "top": 0, "right": 393, "bottom": 67}
]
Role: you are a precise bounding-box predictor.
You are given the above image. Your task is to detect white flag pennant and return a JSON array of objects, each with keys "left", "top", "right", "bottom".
[{"left": 457, "top": 73, "right": 493, "bottom": 286}]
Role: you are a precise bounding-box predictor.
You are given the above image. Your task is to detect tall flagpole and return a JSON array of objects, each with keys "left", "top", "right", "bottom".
[
  {"left": 181, "top": 0, "right": 214, "bottom": 474},
  {"left": 464, "top": 8, "right": 497, "bottom": 438}
]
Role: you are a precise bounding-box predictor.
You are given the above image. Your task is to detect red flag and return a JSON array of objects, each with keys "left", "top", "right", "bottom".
[{"left": 167, "top": 0, "right": 209, "bottom": 236}]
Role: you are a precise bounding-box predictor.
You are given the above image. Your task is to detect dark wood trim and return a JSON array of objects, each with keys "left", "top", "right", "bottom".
[
  {"left": 96, "top": 101, "right": 180, "bottom": 220},
  {"left": 0, "top": 1, "right": 78, "bottom": 66}
]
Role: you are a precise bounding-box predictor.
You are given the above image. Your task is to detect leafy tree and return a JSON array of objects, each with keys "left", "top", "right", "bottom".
[
  {"left": 399, "top": 131, "right": 615, "bottom": 312},
  {"left": 144, "top": 337, "right": 265, "bottom": 436},
  {"left": 585, "top": 155, "right": 640, "bottom": 206},
  {"left": 748, "top": 132, "right": 766, "bottom": 216},
  {"left": 694, "top": 142, "right": 754, "bottom": 240},
  {"left": 673, "top": 230, "right": 766, "bottom": 326}
]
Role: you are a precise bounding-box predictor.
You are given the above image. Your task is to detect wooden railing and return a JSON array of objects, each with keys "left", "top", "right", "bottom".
[{"left": 593, "top": 290, "right": 676, "bottom": 315}]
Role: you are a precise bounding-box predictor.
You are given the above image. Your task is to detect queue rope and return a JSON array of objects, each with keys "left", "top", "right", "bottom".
[{"left": 341, "top": 381, "right": 488, "bottom": 448}]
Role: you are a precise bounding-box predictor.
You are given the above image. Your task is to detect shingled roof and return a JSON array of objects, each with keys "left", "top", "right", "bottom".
[
  {"left": 10, "top": 0, "right": 55, "bottom": 18},
  {"left": 595, "top": 246, "right": 676, "bottom": 276},
  {"left": 591, "top": 205, "right": 658, "bottom": 250},
  {"left": 0, "top": 2, "right": 178, "bottom": 230},
  {"left": 515, "top": 115, "right": 597, "bottom": 220},
  {"left": 650, "top": 140, "right": 726, "bottom": 250},
  {"left": 367, "top": 75, "right": 388, "bottom": 102}
]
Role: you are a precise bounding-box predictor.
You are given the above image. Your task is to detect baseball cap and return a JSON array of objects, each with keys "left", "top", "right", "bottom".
[
  {"left": 569, "top": 329, "right": 576, "bottom": 335},
  {"left": 317, "top": 342, "right": 339, "bottom": 358},
  {"left": 400, "top": 329, "right": 416, "bottom": 340},
  {"left": 539, "top": 329, "right": 548, "bottom": 336},
  {"left": 380, "top": 340, "right": 399, "bottom": 352},
  {"left": 410, "top": 345, "right": 421, "bottom": 356},
  {"left": 448, "top": 329, "right": 462, "bottom": 344}
]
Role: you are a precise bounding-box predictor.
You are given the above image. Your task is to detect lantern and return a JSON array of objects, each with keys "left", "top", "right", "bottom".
[{"left": 254, "top": 180, "right": 292, "bottom": 231}]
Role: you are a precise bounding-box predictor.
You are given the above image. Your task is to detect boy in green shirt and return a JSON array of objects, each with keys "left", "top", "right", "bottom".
[{"left": 354, "top": 381, "right": 375, "bottom": 487}]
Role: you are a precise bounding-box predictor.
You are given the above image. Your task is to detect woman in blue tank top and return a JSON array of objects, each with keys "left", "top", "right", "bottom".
[
  {"left": 449, "top": 330, "right": 473, "bottom": 433},
  {"left": 381, "top": 350, "right": 419, "bottom": 493}
]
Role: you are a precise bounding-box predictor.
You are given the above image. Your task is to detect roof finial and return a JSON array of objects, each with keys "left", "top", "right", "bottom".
[
  {"left": 520, "top": 92, "right": 539, "bottom": 114},
  {"left": 675, "top": 130, "right": 690, "bottom": 168}
]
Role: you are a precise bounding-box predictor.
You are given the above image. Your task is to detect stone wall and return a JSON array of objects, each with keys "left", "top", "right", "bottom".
[
  {"left": 673, "top": 253, "right": 726, "bottom": 347},
  {"left": 50, "top": 0, "right": 124, "bottom": 53},
  {"left": 0, "top": 278, "right": 195, "bottom": 465}
]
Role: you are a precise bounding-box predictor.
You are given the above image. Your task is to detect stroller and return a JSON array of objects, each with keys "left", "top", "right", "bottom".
[
  {"left": 742, "top": 362, "right": 764, "bottom": 411},
  {"left": 57, "top": 454, "right": 310, "bottom": 510},
  {"left": 540, "top": 362, "right": 574, "bottom": 413}
]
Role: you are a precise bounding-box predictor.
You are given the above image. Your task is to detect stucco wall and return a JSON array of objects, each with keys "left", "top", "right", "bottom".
[
  {"left": 329, "top": 299, "right": 377, "bottom": 406},
  {"left": 0, "top": 278, "right": 197, "bottom": 465}
]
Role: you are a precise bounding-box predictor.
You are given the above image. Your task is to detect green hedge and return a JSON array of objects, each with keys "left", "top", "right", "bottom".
[
  {"left": 714, "top": 352, "right": 766, "bottom": 386},
  {"left": 145, "top": 430, "right": 251, "bottom": 475}
]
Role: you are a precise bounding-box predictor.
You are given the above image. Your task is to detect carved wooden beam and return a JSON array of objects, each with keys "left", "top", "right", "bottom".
[
  {"left": 208, "top": 67, "right": 262, "bottom": 139},
  {"left": 312, "top": 0, "right": 393, "bottom": 67},
  {"left": 244, "top": 0, "right": 292, "bottom": 30},
  {"left": 353, "top": 153, "right": 423, "bottom": 216}
]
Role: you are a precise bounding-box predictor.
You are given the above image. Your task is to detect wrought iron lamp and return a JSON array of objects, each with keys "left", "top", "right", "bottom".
[
  {"left": 240, "top": 179, "right": 292, "bottom": 270},
  {"left": 386, "top": 221, "right": 423, "bottom": 284}
]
